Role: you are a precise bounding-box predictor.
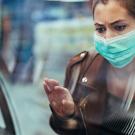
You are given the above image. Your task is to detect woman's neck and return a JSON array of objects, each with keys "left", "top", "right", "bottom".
[
  {"left": 107, "top": 58, "right": 135, "bottom": 99},
  {"left": 110, "top": 58, "right": 135, "bottom": 77}
]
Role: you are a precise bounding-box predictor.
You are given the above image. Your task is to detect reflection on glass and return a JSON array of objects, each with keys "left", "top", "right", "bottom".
[{"left": 0, "top": 0, "right": 92, "bottom": 135}]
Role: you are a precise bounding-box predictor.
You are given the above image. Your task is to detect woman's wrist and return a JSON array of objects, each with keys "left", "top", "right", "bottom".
[{"left": 49, "top": 104, "right": 75, "bottom": 120}]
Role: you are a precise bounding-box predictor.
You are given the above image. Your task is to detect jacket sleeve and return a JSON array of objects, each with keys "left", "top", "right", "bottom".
[
  {"left": 49, "top": 105, "right": 85, "bottom": 135},
  {"left": 49, "top": 51, "right": 90, "bottom": 135}
]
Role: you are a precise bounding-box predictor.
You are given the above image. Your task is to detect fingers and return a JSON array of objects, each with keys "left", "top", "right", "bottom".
[
  {"left": 43, "top": 78, "right": 59, "bottom": 94},
  {"left": 43, "top": 81, "right": 51, "bottom": 95},
  {"left": 54, "top": 86, "right": 69, "bottom": 92},
  {"left": 54, "top": 86, "right": 73, "bottom": 101},
  {"left": 43, "top": 78, "right": 74, "bottom": 117},
  {"left": 45, "top": 78, "right": 59, "bottom": 90}
]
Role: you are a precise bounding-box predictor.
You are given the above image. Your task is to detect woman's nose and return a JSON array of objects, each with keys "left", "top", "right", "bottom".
[{"left": 104, "top": 30, "right": 115, "bottom": 39}]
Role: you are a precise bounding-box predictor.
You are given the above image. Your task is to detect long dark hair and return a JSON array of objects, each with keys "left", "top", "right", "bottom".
[{"left": 89, "top": 0, "right": 135, "bottom": 18}]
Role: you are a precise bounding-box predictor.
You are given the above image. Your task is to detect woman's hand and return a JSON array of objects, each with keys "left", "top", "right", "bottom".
[{"left": 43, "top": 78, "right": 75, "bottom": 118}]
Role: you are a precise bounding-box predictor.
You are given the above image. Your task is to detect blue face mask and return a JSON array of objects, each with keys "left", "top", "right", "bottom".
[{"left": 94, "top": 30, "right": 135, "bottom": 68}]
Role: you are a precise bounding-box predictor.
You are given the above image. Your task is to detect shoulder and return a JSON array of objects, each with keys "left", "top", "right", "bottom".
[
  {"left": 67, "top": 48, "right": 99, "bottom": 68},
  {"left": 69, "top": 51, "right": 88, "bottom": 66}
]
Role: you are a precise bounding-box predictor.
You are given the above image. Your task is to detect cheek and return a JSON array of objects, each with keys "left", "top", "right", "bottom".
[
  {"left": 130, "top": 22, "right": 135, "bottom": 29},
  {"left": 123, "top": 23, "right": 135, "bottom": 33}
]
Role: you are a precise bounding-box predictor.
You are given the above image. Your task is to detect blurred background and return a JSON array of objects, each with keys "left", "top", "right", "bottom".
[{"left": 0, "top": 0, "right": 94, "bottom": 134}]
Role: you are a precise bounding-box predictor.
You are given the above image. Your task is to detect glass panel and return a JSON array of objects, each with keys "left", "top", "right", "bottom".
[{"left": 0, "top": 0, "right": 92, "bottom": 135}]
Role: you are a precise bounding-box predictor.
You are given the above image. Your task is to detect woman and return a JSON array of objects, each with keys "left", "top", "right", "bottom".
[{"left": 43, "top": 0, "right": 135, "bottom": 134}]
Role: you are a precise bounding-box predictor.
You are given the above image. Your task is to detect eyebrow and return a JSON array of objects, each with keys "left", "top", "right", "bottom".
[
  {"left": 94, "top": 19, "right": 126, "bottom": 26},
  {"left": 110, "top": 20, "right": 126, "bottom": 25},
  {"left": 94, "top": 23, "right": 104, "bottom": 26}
]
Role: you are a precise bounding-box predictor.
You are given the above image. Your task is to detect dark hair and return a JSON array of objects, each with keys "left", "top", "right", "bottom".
[{"left": 89, "top": 0, "right": 135, "bottom": 18}]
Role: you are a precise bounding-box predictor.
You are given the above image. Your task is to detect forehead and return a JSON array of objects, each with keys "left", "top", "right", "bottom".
[{"left": 94, "top": 1, "right": 129, "bottom": 23}]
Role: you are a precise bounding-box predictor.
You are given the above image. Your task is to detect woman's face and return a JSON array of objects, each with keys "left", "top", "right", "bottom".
[{"left": 94, "top": 0, "right": 135, "bottom": 39}]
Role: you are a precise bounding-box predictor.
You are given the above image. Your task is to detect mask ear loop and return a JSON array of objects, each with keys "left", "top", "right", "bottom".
[{"left": 121, "top": 73, "right": 135, "bottom": 134}]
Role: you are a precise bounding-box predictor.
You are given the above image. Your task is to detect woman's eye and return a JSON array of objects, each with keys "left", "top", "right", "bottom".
[
  {"left": 114, "top": 25, "right": 127, "bottom": 31},
  {"left": 95, "top": 27, "right": 106, "bottom": 33}
]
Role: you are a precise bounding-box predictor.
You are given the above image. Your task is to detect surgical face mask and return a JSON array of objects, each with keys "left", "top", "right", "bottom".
[{"left": 94, "top": 30, "right": 135, "bottom": 68}]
